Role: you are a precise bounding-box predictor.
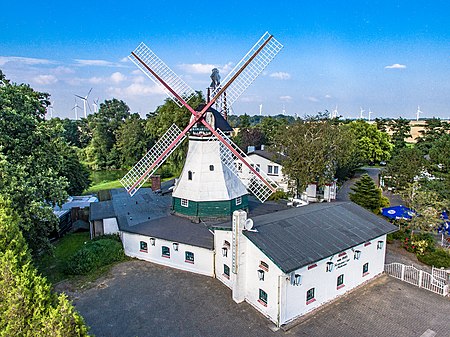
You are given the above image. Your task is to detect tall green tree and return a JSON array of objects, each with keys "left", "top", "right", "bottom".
[
  {"left": 348, "top": 120, "right": 393, "bottom": 164},
  {"left": 0, "top": 196, "right": 91, "bottom": 336},
  {"left": 416, "top": 118, "right": 450, "bottom": 154},
  {"left": 86, "top": 98, "right": 131, "bottom": 169},
  {"left": 349, "top": 174, "right": 388, "bottom": 214},
  {"left": 382, "top": 147, "right": 426, "bottom": 191},
  {"left": 274, "top": 115, "right": 355, "bottom": 194},
  {"left": 0, "top": 71, "right": 91, "bottom": 253},
  {"left": 389, "top": 117, "right": 411, "bottom": 149},
  {"left": 115, "top": 113, "right": 149, "bottom": 168}
]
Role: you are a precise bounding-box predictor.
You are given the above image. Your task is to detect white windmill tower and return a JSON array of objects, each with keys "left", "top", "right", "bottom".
[
  {"left": 121, "top": 32, "right": 283, "bottom": 218},
  {"left": 259, "top": 104, "right": 263, "bottom": 116},
  {"left": 75, "top": 88, "right": 92, "bottom": 118},
  {"left": 282, "top": 104, "right": 286, "bottom": 116},
  {"left": 416, "top": 105, "right": 423, "bottom": 121},
  {"left": 72, "top": 99, "right": 82, "bottom": 120},
  {"left": 46, "top": 100, "right": 54, "bottom": 119}
]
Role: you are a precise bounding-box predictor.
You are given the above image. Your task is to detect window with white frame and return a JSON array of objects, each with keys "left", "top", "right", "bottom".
[
  {"left": 306, "top": 288, "right": 315, "bottom": 304},
  {"left": 140, "top": 241, "right": 148, "bottom": 253},
  {"left": 273, "top": 166, "right": 279, "bottom": 175},
  {"left": 337, "top": 274, "right": 344, "bottom": 289},
  {"left": 223, "top": 264, "right": 230, "bottom": 278},
  {"left": 185, "top": 251, "right": 194, "bottom": 263},
  {"left": 162, "top": 246, "right": 170, "bottom": 258},
  {"left": 268, "top": 165, "right": 273, "bottom": 174},
  {"left": 258, "top": 289, "right": 268, "bottom": 306},
  {"left": 363, "top": 262, "right": 369, "bottom": 276},
  {"left": 181, "top": 199, "right": 189, "bottom": 207}
]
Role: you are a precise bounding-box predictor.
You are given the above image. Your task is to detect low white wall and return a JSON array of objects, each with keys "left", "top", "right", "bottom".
[
  {"left": 122, "top": 232, "right": 214, "bottom": 277},
  {"left": 280, "top": 235, "right": 387, "bottom": 325}
]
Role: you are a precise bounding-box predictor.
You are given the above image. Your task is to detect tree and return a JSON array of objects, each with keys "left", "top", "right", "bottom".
[
  {"left": 115, "top": 113, "right": 149, "bottom": 168},
  {"left": 382, "top": 147, "right": 427, "bottom": 191},
  {"left": 258, "top": 116, "right": 287, "bottom": 145},
  {"left": 0, "top": 73, "right": 91, "bottom": 253},
  {"left": 235, "top": 127, "right": 266, "bottom": 152},
  {"left": 86, "top": 99, "right": 131, "bottom": 169},
  {"left": 349, "top": 174, "right": 388, "bottom": 214},
  {"left": 389, "top": 117, "right": 411, "bottom": 149},
  {"left": 348, "top": 120, "right": 393, "bottom": 164},
  {"left": 0, "top": 196, "right": 91, "bottom": 336},
  {"left": 374, "top": 117, "right": 389, "bottom": 133},
  {"left": 416, "top": 118, "right": 450, "bottom": 154},
  {"left": 273, "top": 115, "right": 355, "bottom": 194}
]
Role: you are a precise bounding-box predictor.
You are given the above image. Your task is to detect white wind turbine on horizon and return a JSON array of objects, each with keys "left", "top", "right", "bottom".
[
  {"left": 75, "top": 88, "right": 93, "bottom": 118},
  {"left": 72, "top": 99, "right": 82, "bottom": 120}
]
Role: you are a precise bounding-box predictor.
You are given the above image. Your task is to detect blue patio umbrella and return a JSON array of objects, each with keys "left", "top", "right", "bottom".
[
  {"left": 381, "top": 205, "right": 416, "bottom": 220},
  {"left": 438, "top": 211, "right": 450, "bottom": 235}
]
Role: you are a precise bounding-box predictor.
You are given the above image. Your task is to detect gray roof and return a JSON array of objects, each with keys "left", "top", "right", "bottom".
[
  {"left": 90, "top": 200, "right": 115, "bottom": 220},
  {"left": 243, "top": 202, "right": 398, "bottom": 273},
  {"left": 247, "top": 150, "right": 286, "bottom": 165}
]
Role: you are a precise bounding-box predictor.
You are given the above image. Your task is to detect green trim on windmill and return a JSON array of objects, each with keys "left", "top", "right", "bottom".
[{"left": 172, "top": 195, "right": 248, "bottom": 217}]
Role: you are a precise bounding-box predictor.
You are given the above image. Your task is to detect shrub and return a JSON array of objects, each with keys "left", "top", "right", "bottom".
[
  {"left": 269, "top": 190, "right": 289, "bottom": 201},
  {"left": 417, "top": 248, "right": 450, "bottom": 268},
  {"left": 64, "top": 238, "right": 125, "bottom": 275},
  {"left": 403, "top": 232, "right": 435, "bottom": 255}
]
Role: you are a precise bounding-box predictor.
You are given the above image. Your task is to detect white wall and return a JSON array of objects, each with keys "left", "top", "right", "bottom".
[
  {"left": 239, "top": 154, "right": 289, "bottom": 192},
  {"left": 122, "top": 232, "right": 214, "bottom": 277},
  {"left": 103, "top": 218, "right": 119, "bottom": 235},
  {"left": 214, "top": 230, "right": 234, "bottom": 289},
  {"left": 280, "top": 235, "right": 387, "bottom": 325}
]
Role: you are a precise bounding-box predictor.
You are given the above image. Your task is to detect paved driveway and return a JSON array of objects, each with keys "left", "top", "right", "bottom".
[{"left": 73, "top": 260, "right": 450, "bottom": 337}]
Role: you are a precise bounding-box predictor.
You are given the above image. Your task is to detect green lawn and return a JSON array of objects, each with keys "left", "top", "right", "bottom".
[{"left": 37, "top": 231, "right": 90, "bottom": 284}]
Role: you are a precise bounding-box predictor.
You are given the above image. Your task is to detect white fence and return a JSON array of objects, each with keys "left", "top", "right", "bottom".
[{"left": 385, "top": 263, "right": 449, "bottom": 296}]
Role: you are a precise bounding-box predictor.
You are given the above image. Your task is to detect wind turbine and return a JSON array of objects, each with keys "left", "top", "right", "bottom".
[
  {"left": 331, "top": 105, "right": 338, "bottom": 119},
  {"left": 46, "top": 100, "right": 54, "bottom": 119},
  {"left": 72, "top": 99, "right": 82, "bottom": 120},
  {"left": 416, "top": 106, "right": 423, "bottom": 121},
  {"left": 368, "top": 108, "right": 373, "bottom": 122},
  {"left": 92, "top": 98, "right": 100, "bottom": 113},
  {"left": 259, "top": 104, "right": 263, "bottom": 116},
  {"left": 75, "top": 88, "right": 92, "bottom": 118},
  {"left": 360, "top": 107, "right": 365, "bottom": 119},
  {"left": 282, "top": 104, "right": 286, "bottom": 116}
]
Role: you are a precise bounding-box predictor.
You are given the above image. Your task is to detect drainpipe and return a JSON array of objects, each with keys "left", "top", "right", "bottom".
[{"left": 277, "top": 275, "right": 282, "bottom": 327}]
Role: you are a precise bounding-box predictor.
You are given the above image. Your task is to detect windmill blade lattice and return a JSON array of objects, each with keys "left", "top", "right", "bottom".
[
  {"left": 213, "top": 129, "right": 278, "bottom": 203},
  {"left": 120, "top": 124, "right": 186, "bottom": 196},
  {"left": 129, "top": 43, "right": 195, "bottom": 107},
  {"left": 210, "top": 32, "right": 283, "bottom": 107}
]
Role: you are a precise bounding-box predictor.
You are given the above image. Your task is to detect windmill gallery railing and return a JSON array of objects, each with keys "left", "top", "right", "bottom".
[{"left": 384, "top": 262, "right": 449, "bottom": 296}]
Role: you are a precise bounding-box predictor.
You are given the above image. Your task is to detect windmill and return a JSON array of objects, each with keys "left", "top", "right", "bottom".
[
  {"left": 359, "top": 107, "right": 365, "bottom": 119},
  {"left": 368, "top": 108, "right": 373, "bottom": 122},
  {"left": 72, "top": 99, "right": 82, "bottom": 120},
  {"left": 46, "top": 100, "right": 54, "bottom": 119},
  {"left": 121, "top": 32, "right": 283, "bottom": 210},
  {"left": 75, "top": 88, "right": 93, "bottom": 118},
  {"left": 259, "top": 104, "right": 263, "bottom": 116},
  {"left": 331, "top": 105, "right": 338, "bottom": 119},
  {"left": 416, "top": 105, "right": 423, "bottom": 121},
  {"left": 92, "top": 98, "right": 100, "bottom": 113}
]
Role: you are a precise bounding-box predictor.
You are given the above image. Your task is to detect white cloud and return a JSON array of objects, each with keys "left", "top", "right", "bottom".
[
  {"left": 110, "top": 72, "right": 126, "bottom": 84},
  {"left": 132, "top": 76, "right": 146, "bottom": 84},
  {"left": 32, "top": 74, "right": 58, "bottom": 85},
  {"left": 280, "top": 95, "right": 292, "bottom": 102},
  {"left": 325, "top": 94, "right": 332, "bottom": 99},
  {"left": 385, "top": 63, "right": 406, "bottom": 69},
  {"left": 269, "top": 72, "right": 291, "bottom": 80},
  {"left": 88, "top": 77, "right": 104, "bottom": 84},
  {"left": 74, "top": 59, "right": 118, "bottom": 67},
  {"left": 240, "top": 95, "right": 261, "bottom": 103},
  {"left": 178, "top": 62, "right": 233, "bottom": 75},
  {"left": 51, "top": 66, "right": 75, "bottom": 75},
  {"left": 120, "top": 57, "right": 129, "bottom": 63},
  {"left": 306, "top": 96, "right": 319, "bottom": 102},
  {"left": 131, "top": 69, "right": 142, "bottom": 75},
  {"left": 108, "top": 83, "right": 165, "bottom": 97},
  {"left": 0, "top": 56, "right": 55, "bottom": 66}
]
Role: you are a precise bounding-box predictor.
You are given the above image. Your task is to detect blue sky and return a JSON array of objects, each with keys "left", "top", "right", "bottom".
[{"left": 1, "top": 1, "right": 449, "bottom": 120}]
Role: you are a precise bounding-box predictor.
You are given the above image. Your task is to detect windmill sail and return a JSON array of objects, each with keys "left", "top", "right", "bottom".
[
  {"left": 210, "top": 32, "right": 283, "bottom": 108},
  {"left": 120, "top": 124, "right": 186, "bottom": 196},
  {"left": 129, "top": 43, "right": 196, "bottom": 107}
]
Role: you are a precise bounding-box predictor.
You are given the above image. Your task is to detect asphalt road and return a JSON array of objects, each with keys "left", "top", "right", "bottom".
[{"left": 72, "top": 260, "right": 450, "bottom": 337}]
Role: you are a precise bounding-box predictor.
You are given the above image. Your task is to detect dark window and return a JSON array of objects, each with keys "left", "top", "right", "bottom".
[
  {"left": 363, "top": 262, "right": 369, "bottom": 275},
  {"left": 140, "top": 241, "right": 148, "bottom": 253},
  {"left": 223, "top": 264, "right": 230, "bottom": 278},
  {"left": 337, "top": 274, "right": 344, "bottom": 287},
  {"left": 181, "top": 199, "right": 189, "bottom": 207},
  {"left": 188, "top": 171, "right": 193, "bottom": 180},
  {"left": 236, "top": 196, "right": 242, "bottom": 206},
  {"left": 273, "top": 166, "right": 279, "bottom": 175},
  {"left": 185, "top": 251, "right": 194, "bottom": 263},
  {"left": 258, "top": 289, "right": 268, "bottom": 305},
  {"left": 162, "top": 246, "right": 170, "bottom": 258},
  {"left": 306, "top": 288, "right": 315, "bottom": 302},
  {"left": 209, "top": 165, "right": 214, "bottom": 171},
  {"left": 268, "top": 165, "right": 273, "bottom": 174}
]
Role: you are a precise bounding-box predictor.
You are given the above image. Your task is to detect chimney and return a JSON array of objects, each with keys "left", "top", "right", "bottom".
[
  {"left": 150, "top": 175, "right": 161, "bottom": 191},
  {"left": 261, "top": 144, "right": 265, "bottom": 151}
]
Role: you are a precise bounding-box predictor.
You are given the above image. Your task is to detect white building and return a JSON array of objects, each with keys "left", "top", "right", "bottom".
[
  {"left": 90, "top": 188, "right": 396, "bottom": 327},
  {"left": 239, "top": 147, "right": 337, "bottom": 202}
]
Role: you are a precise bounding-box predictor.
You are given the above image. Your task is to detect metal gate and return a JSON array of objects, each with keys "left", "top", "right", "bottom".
[{"left": 385, "top": 263, "right": 449, "bottom": 296}]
